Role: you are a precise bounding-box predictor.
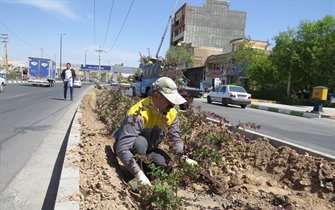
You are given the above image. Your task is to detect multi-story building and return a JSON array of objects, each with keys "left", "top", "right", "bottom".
[
  {"left": 170, "top": 0, "right": 246, "bottom": 66},
  {"left": 205, "top": 38, "right": 270, "bottom": 87}
]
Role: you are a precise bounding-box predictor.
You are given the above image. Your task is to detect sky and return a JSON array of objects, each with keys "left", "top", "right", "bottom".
[{"left": 0, "top": 0, "right": 334, "bottom": 68}]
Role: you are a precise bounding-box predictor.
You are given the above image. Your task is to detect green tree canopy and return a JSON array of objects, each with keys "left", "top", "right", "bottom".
[
  {"left": 271, "top": 15, "right": 335, "bottom": 95},
  {"left": 165, "top": 45, "right": 194, "bottom": 68}
]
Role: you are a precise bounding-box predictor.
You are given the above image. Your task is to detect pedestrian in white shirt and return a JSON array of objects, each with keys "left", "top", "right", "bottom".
[{"left": 61, "top": 63, "right": 76, "bottom": 101}]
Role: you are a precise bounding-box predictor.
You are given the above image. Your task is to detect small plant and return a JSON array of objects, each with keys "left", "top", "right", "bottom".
[
  {"left": 95, "top": 87, "right": 139, "bottom": 134},
  {"left": 140, "top": 163, "right": 184, "bottom": 209}
]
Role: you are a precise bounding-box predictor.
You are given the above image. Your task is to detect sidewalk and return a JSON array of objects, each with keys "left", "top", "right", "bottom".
[{"left": 249, "top": 99, "right": 335, "bottom": 119}]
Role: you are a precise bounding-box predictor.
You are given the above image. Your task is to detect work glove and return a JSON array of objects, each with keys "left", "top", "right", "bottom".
[
  {"left": 134, "top": 170, "right": 151, "bottom": 186},
  {"left": 179, "top": 155, "right": 198, "bottom": 167}
]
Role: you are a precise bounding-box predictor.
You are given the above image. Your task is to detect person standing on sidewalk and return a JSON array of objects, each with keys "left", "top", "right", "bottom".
[{"left": 61, "top": 63, "right": 76, "bottom": 101}]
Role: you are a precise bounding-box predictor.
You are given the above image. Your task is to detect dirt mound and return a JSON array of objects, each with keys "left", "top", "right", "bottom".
[{"left": 74, "top": 88, "right": 335, "bottom": 209}]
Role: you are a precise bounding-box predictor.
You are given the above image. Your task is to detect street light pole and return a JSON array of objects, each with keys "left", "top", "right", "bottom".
[
  {"left": 287, "top": 39, "right": 296, "bottom": 97},
  {"left": 287, "top": 63, "right": 292, "bottom": 97},
  {"left": 57, "top": 32, "right": 65, "bottom": 78},
  {"left": 84, "top": 49, "right": 89, "bottom": 81}
]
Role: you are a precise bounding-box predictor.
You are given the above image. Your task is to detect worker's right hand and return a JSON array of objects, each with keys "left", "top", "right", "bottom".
[
  {"left": 179, "top": 155, "right": 198, "bottom": 167},
  {"left": 134, "top": 170, "right": 151, "bottom": 186}
]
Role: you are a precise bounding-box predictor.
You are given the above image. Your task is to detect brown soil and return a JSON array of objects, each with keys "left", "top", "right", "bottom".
[{"left": 73, "top": 88, "right": 335, "bottom": 210}]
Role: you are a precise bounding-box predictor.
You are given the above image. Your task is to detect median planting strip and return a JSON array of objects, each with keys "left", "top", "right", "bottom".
[{"left": 54, "top": 97, "right": 333, "bottom": 209}]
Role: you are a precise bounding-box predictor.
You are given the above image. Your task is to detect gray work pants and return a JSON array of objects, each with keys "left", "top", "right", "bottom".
[{"left": 114, "top": 135, "right": 171, "bottom": 170}]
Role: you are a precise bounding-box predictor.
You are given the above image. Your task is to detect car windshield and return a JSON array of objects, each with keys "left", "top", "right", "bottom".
[
  {"left": 229, "top": 86, "right": 247, "bottom": 93},
  {"left": 74, "top": 78, "right": 80, "bottom": 81}
]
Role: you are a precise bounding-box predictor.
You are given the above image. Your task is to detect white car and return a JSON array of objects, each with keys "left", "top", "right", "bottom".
[
  {"left": 110, "top": 81, "right": 119, "bottom": 86},
  {"left": 73, "top": 77, "right": 82, "bottom": 88},
  {"left": 0, "top": 77, "right": 6, "bottom": 93},
  {"left": 207, "top": 85, "right": 251, "bottom": 108}
]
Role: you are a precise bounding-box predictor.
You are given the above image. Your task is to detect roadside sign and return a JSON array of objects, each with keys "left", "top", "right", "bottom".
[{"left": 81, "top": 64, "right": 111, "bottom": 71}]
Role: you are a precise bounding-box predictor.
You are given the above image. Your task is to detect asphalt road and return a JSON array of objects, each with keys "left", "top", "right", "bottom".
[
  {"left": 0, "top": 82, "right": 93, "bottom": 209},
  {"left": 192, "top": 97, "right": 335, "bottom": 157}
]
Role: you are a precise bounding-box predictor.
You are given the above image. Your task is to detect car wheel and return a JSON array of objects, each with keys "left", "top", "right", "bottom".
[
  {"left": 221, "top": 98, "right": 228, "bottom": 106},
  {"left": 0, "top": 83, "right": 4, "bottom": 93},
  {"left": 207, "top": 96, "right": 212, "bottom": 104},
  {"left": 241, "top": 105, "right": 246, "bottom": 109},
  {"left": 132, "top": 88, "right": 136, "bottom": 97}
]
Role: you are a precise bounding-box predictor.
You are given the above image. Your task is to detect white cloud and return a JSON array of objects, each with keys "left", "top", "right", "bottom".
[{"left": 16, "top": 0, "right": 78, "bottom": 19}]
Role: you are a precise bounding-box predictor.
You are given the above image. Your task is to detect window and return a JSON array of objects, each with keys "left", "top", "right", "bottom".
[{"left": 220, "top": 86, "right": 226, "bottom": 92}]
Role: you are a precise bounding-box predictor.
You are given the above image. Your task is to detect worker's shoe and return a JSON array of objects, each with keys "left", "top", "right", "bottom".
[{"left": 70, "top": 97, "right": 73, "bottom": 101}]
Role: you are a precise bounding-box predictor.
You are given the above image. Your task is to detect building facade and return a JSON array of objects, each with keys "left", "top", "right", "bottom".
[
  {"left": 170, "top": 0, "right": 246, "bottom": 55},
  {"left": 205, "top": 38, "right": 270, "bottom": 87}
]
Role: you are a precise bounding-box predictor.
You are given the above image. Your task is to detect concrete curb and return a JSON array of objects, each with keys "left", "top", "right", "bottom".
[
  {"left": 54, "top": 108, "right": 82, "bottom": 210},
  {"left": 248, "top": 104, "right": 321, "bottom": 118},
  {"left": 235, "top": 126, "right": 335, "bottom": 162},
  {"left": 251, "top": 99, "right": 277, "bottom": 103},
  {"left": 207, "top": 117, "right": 335, "bottom": 162}
]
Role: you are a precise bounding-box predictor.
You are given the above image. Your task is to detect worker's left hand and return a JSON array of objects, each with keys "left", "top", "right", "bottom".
[{"left": 180, "top": 155, "right": 198, "bottom": 167}]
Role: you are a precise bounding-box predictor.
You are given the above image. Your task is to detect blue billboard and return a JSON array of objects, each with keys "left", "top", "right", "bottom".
[{"left": 81, "top": 64, "right": 111, "bottom": 71}]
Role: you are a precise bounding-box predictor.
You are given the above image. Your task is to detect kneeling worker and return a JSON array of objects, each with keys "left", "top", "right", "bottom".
[{"left": 113, "top": 77, "right": 197, "bottom": 187}]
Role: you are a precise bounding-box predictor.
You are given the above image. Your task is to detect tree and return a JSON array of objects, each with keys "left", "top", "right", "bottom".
[
  {"left": 233, "top": 39, "right": 276, "bottom": 91},
  {"left": 271, "top": 15, "right": 335, "bottom": 96},
  {"left": 165, "top": 45, "right": 194, "bottom": 69}
]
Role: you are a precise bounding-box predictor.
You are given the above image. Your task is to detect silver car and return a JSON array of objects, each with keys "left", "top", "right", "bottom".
[
  {"left": 0, "top": 77, "right": 6, "bottom": 93},
  {"left": 73, "top": 77, "right": 82, "bottom": 88},
  {"left": 207, "top": 85, "right": 251, "bottom": 108}
]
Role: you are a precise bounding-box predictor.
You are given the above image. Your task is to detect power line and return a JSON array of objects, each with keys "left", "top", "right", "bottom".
[
  {"left": 0, "top": 20, "right": 53, "bottom": 59},
  {"left": 107, "top": 0, "right": 134, "bottom": 53},
  {"left": 102, "top": 0, "right": 115, "bottom": 49},
  {"left": 1, "top": 20, "right": 38, "bottom": 50}
]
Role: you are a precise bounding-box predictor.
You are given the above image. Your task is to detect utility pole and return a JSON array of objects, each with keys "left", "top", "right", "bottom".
[
  {"left": 57, "top": 32, "right": 65, "bottom": 78},
  {"left": 108, "top": 59, "right": 111, "bottom": 83},
  {"left": 95, "top": 46, "right": 105, "bottom": 84},
  {"left": 84, "top": 49, "right": 89, "bottom": 81},
  {"left": 41, "top": 48, "right": 43, "bottom": 58},
  {"left": 1, "top": 33, "right": 9, "bottom": 74}
]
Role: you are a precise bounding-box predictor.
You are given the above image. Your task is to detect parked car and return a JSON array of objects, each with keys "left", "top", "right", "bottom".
[
  {"left": 119, "top": 80, "right": 131, "bottom": 89},
  {"left": 73, "top": 77, "right": 82, "bottom": 88},
  {"left": 110, "top": 80, "right": 119, "bottom": 86},
  {"left": 207, "top": 85, "right": 251, "bottom": 108},
  {"left": 0, "top": 77, "right": 6, "bottom": 93}
]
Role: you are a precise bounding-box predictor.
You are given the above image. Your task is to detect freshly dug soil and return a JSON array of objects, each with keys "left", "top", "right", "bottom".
[{"left": 72, "top": 88, "right": 335, "bottom": 210}]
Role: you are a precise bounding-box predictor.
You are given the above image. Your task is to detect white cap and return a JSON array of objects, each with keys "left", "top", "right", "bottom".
[{"left": 153, "top": 77, "right": 187, "bottom": 105}]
